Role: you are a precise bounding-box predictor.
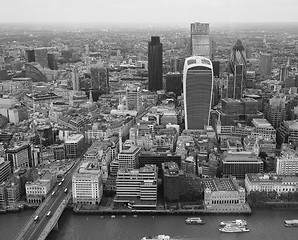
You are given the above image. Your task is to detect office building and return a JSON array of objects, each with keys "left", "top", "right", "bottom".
[
  {"left": 65, "top": 134, "right": 85, "bottom": 159},
  {"left": 162, "top": 162, "right": 204, "bottom": 202},
  {"left": 190, "top": 22, "right": 212, "bottom": 59},
  {"left": 6, "top": 143, "right": 30, "bottom": 171},
  {"left": 226, "top": 39, "right": 246, "bottom": 97},
  {"left": 126, "top": 85, "right": 142, "bottom": 112},
  {"left": 245, "top": 173, "right": 298, "bottom": 195},
  {"left": 259, "top": 53, "right": 272, "bottom": 76},
  {"left": 72, "top": 69, "right": 80, "bottom": 91},
  {"left": 72, "top": 162, "right": 103, "bottom": 205},
  {"left": 279, "top": 120, "right": 298, "bottom": 144},
  {"left": 115, "top": 165, "right": 158, "bottom": 208},
  {"left": 183, "top": 56, "right": 213, "bottom": 130},
  {"left": 148, "top": 36, "right": 163, "bottom": 92},
  {"left": 276, "top": 149, "right": 298, "bottom": 175},
  {"left": 90, "top": 65, "right": 109, "bottom": 94},
  {"left": 265, "top": 96, "right": 286, "bottom": 129},
  {"left": 139, "top": 152, "right": 181, "bottom": 177},
  {"left": 165, "top": 73, "right": 182, "bottom": 96},
  {"left": 222, "top": 152, "right": 264, "bottom": 178},
  {"left": 0, "top": 159, "right": 11, "bottom": 183},
  {"left": 251, "top": 118, "right": 276, "bottom": 140},
  {"left": 47, "top": 53, "right": 58, "bottom": 70},
  {"left": 26, "top": 50, "right": 35, "bottom": 62},
  {"left": 34, "top": 48, "right": 49, "bottom": 68},
  {"left": 0, "top": 177, "right": 20, "bottom": 207},
  {"left": 118, "top": 146, "right": 141, "bottom": 170},
  {"left": 212, "top": 61, "right": 220, "bottom": 78}
]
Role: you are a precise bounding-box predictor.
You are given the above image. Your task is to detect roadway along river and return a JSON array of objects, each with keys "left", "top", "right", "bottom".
[{"left": 2, "top": 208, "right": 298, "bottom": 240}]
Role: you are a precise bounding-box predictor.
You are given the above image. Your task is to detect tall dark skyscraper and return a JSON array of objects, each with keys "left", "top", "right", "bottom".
[
  {"left": 47, "top": 53, "right": 58, "bottom": 70},
  {"left": 183, "top": 56, "right": 213, "bottom": 130},
  {"left": 26, "top": 50, "right": 35, "bottom": 62},
  {"left": 148, "top": 36, "right": 163, "bottom": 92}
]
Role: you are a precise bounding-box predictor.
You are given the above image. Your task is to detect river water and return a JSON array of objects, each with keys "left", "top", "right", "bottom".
[{"left": 2, "top": 209, "right": 298, "bottom": 240}]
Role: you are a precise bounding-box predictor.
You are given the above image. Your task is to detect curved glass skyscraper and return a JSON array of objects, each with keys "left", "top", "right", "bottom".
[{"left": 183, "top": 56, "right": 213, "bottom": 130}]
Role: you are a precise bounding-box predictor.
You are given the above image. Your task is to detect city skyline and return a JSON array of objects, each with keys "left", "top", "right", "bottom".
[{"left": 1, "top": 0, "right": 298, "bottom": 24}]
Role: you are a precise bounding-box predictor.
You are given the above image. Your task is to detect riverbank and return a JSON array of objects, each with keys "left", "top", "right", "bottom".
[
  {"left": 73, "top": 204, "right": 252, "bottom": 215},
  {"left": 249, "top": 201, "right": 298, "bottom": 209}
]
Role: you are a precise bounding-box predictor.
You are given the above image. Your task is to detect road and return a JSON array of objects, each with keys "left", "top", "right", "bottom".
[{"left": 15, "top": 158, "right": 82, "bottom": 240}]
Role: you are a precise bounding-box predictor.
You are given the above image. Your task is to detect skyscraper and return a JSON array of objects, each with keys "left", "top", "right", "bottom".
[
  {"left": 148, "top": 36, "right": 163, "bottom": 92},
  {"left": 259, "top": 53, "right": 272, "bottom": 76},
  {"left": 165, "top": 73, "right": 182, "bottom": 96},
  {"left": 183, "top": 56, "right": 213, "bottom": 130},
  {"left": 34, "top": 48, "right": 49, "bottom": 68},
  {"left": 226, "top": 39, "right": 247, "bottom": 99},
  {"left": 126, "top": 85, "right": 142, "bottom": 112},
  {"left": 72, "top": 68, "right": 80, "bottom": 91},
  {"left": 90, "top": 65, "right": 109, "bottom": 94},
  {"left": 190, "top": 22, "right": 212, "bottom": 59},
  {"left": 47, "top": 53, "right": 58, "bottom": 70}
]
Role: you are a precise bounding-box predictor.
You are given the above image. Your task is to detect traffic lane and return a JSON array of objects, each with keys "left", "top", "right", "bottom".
[{"left": 30, "top": 186, "right": 71, "bottom": 239}]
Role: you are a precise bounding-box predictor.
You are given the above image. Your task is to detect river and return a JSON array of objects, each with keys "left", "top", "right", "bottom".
[{"left": 1, "top": 209, "right": 298, "bottom": 240}]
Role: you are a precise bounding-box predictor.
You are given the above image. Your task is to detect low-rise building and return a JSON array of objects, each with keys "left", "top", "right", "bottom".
[
  {"left": 245, "top": 173, "right": 298, "bottom": 194},
  {"left": 203, "top": 177, "right": 246, "bottom": 208},
  {"left": 222, "top": 152, "right": 264, "bottom": 178},
  {"left": 25, "top": 172, "right": 57, "bottom": 204}
]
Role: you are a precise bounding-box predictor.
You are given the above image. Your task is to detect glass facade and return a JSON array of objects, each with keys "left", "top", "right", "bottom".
[{"left": 183, "top": 57, "right": 213, "bottom": 130}]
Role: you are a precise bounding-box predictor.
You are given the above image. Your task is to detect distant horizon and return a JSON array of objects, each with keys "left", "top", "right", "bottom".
[{"left": 1, "top": 0, "right": 298, "bottom": 24}]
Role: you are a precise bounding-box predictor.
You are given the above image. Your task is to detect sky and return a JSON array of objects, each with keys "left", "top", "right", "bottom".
[{"left": 1, "top": 0, "right": 298, "bottom": 24}]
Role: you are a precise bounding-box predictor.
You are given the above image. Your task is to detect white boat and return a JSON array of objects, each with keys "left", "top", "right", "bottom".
[
  {"left": 185, "top": 217, "right": 205, "bottom": 225},
  {"left": 284, "top": 219, "right": 298, "bottom": 227},
  {"left": 141, "top": 235, "right": 171, "bottom": 240},
  {"left": 220, "top": 219, "right": 247, "bottom": 226},
  {"left": 219, "top": 225, "right": 249, "bottom": 233}
]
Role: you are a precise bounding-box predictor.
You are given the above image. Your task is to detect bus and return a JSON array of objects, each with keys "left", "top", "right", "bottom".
[
  {"left": 33, "top": 215, "right": 39, "bottom": 221},
  {"left": 46, "top": 211, "right": 51, "bottom": 217},
  {"left": 64, "top": 188, "right": 68, "bottom": 193}
]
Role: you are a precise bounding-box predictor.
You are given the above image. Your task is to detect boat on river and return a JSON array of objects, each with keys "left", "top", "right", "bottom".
[
  {"left": 185, "top": 217, "right": 205, "bottom": 225},
  {"left": 141, "top": 235, "right": 171, "bottom": 240},
  {"left": 219, "top": 225, "right": 249, "bottom": 233},
  {"left": 220, "top": 219, "right": 247, "bottom": 226},
  {"left": 284, "top": 220, "right": 298, "bottom": 227}
]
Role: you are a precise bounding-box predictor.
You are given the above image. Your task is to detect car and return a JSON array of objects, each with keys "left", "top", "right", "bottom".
[
  {"left": 46, "top": 211, "right": 51, "bottom": 217},
  {"left": 33, "top": 215, "right": 39, "bottom": 221},
  {"left": 61, "top": 178, "right": 65, "bottom": 182},
  {"left": 51, "top": 191, "right": 55, "bottom": 196},
  {"left": 58, "top": 182, "right": 62, "bottom": 186},
  {"left": 64, "top": 188, "right": 68, "bottom": 193}
]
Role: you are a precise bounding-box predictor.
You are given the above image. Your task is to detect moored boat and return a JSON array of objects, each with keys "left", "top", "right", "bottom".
[
  {"left": 219, "top": 225, "right": 249, "bottom": 233},
  {"left": 220, "top": 219, "right": 247, "bottom": 226},
  {"left": 141, "top": 235, "right": 171, "bottom": 240},
  {"left": 185, "top": 217, "right": 205, "bottom": 225},
  {"left": 284, "top": 220, "right": 298, "bottom": 227}
]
